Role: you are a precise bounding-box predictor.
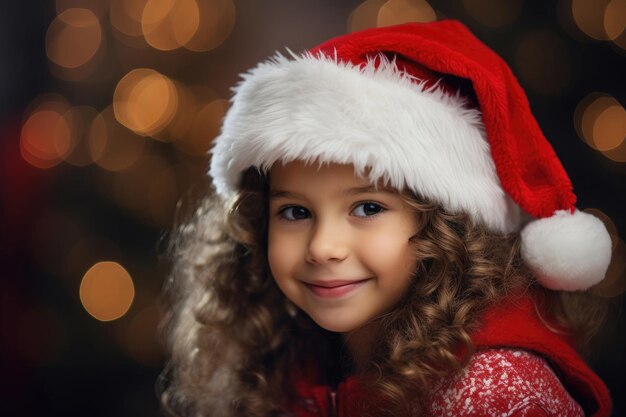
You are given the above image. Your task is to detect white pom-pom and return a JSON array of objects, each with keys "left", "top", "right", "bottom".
[{"left": 520, "top": 209, "right": 612, "bottom": 291}]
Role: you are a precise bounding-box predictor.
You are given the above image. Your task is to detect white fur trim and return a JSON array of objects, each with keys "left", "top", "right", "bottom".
[
  {"left": 210, "top": 51, "right": 521, "bottom": 233},
  {"left": 520, "top": 210, "right": 612, "bottom": 291}
]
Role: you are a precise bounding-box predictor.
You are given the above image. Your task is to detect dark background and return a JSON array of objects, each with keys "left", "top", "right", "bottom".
[{"left": 1, "top": 1, "right": 624, "bottom": 416}]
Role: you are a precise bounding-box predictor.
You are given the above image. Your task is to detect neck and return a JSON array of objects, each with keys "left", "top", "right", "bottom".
[{"left": 341, "top": 320, "right": 381, "bottom": 374}]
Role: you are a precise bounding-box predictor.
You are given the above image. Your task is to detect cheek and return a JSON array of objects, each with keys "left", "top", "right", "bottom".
[
  {"left": 361, "top": 231, "right": 417, "bottom": 303},
  {"left": 364, "top": 228, "right": 415, "bottom": 272},
  {"left": 267, "top": 227, "right": 307, "bottom": 306},
  {"left": 267, "top": 227, "right": 283, "bottom": 277},
  {"left": 267, "top": 225, "right": 300, "bottom": 280}
]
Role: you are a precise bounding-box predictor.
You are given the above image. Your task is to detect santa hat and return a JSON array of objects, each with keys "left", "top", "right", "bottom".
[{"left": 209, "top": 19, "right": 611, "bottom": 291}]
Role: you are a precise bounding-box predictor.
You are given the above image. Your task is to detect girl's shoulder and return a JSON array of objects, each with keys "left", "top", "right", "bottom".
[{"left": 427, "top": 348, "right": 584, "bottom": 417}]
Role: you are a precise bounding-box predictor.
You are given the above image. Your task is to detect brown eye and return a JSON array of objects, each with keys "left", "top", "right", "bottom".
[
  {"left": 280, "top": 206, "right": 311, "bottom": 221},
  {"left": 352, "top": 202, "right": 384, "bottom": 217}
]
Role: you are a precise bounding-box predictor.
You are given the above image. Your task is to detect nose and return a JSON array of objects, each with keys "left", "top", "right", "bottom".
[{"left": 306, "top": 219, "right": 349, "bottom": 264}]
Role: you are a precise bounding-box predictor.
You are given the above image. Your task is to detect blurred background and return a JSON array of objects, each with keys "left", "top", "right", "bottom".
[{"left": 0, "top": 1, "right": 624, "bottom": 416}]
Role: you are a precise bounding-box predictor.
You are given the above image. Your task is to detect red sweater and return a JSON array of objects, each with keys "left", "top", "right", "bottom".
[{"left": 291, "top": 296, "right": 611, "bottom": 417}]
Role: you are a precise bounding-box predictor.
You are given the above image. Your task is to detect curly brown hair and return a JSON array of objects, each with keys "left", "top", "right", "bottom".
[{"left": 159, "top": 167, "right": 607, "bottom": 417}]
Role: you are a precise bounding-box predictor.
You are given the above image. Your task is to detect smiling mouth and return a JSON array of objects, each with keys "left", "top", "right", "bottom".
[{"left": 303, "top": 279, "right": 371, "bottom": 298}]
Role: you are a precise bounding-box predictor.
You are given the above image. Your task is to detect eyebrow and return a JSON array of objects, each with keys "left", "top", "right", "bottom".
[
  {"left": 269, "top": 190, "right": 301, "bottom": 200},
  {"left": 344, "top": 185, "right": 395, "bottom": 196},
  {"left": 269, "top": 185, "right": 396, "bottom": 200}
]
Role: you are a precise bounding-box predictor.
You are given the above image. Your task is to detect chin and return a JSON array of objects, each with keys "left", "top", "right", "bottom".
[{"left": 308, "top": 313, "right": 364, "bottom": 333}]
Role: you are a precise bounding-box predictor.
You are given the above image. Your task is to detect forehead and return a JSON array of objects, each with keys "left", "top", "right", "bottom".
[{"left": 269, "top": 160, "right": 373, "bottom": 190}]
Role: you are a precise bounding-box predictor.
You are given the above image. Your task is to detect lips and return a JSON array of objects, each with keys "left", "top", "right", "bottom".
[{"left": 303, "top": 278, "right": 370, "bottom": 298}]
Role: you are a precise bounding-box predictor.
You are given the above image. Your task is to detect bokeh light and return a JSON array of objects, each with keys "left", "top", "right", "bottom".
[
  {"left": 162, "top": 82, "right": 198, "bottom": 141},
  {"left": 89, "top": 106, "right": 145, "bottom": 171},
  {"left": 177, "top": 98, "right": 228, "bottom": 156},
  {"left": 556, "top": 0, "right": 626, "bottom": 50},
  {"left": 113, "top": 68, "right": 179, "bottom": 137},
  {"left": 604, "top": 0, "right": 626, "bottom": 41},
  {"left": 46, "top": 8, "right": 103, "bottom": 69},
  {"left": 462, "top": 0, "right": 522, "bottom": 27},
  {"left": 20, "top": 96, "right": 72, "bottom": 169},
  {"left": 184, "top": 0, "right": 236, "bottom": 52},
  {"left": 576, "top": 93, "right": 612, "bottom": 147},
  {"left": 571, "top": 0, "right": 612, "bottom": 40},
  {"left": 20, "top": 111, "right": 70, "bottom": 169},
  {"left": 377, "top": 0, "right": 436, "bottom": 27},
  {"left": 79, "top": 261, "right": 135, "bottom": 322},
  {"left": 141, "top": 0, "right": 200, "bottom": 51},
  {"left": 111, "top": 0, "right": 236, "bottom": 51},
  {"left": 575, "top": 93, "right": 626, "bottom": 160},
  {"left": 56, "top": 0, "right": 109, "bottom": 17},
  {"left": 348, "top": 0, "right": 387, "bottom": 33},
  {"left": 514, "top": 30, "right": 571, "bottom": 95},
  {"left": 110, "top": 0, "right": 149, "bottom": 47},
  {"left": 600, "top": 140, "right": 626, "bottom": 162},
  {"left": 606, "top": 0, "right": 626, "bottom": 50},
  {"left": 593, "top": 104, "right": 626, "bottom": 151}
]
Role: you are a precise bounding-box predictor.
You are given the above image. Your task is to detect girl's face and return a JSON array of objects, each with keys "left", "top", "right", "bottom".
[{"left": 268, "top": 161, "right": 418, "bottom": 333}]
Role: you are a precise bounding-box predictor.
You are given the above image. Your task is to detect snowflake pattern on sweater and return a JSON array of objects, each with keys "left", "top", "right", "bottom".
[
  {"left": 427, "top": 349, "right": 584, "bottom": 417},
  {"left": 291, "top": 348, "right": 585, "bottom": 416}
]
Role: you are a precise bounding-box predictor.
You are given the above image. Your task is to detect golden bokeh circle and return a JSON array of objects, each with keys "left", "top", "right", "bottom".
[
  {"left": 110, "top": 0, "right": 148, "bottom": 37},
  {"left": 575, "top": 94, "right": 625, "bottom": 151},
  {"left": 20, "top": 100, "right": 72, "bottom": 169},
  {"left": 185, "top": 0, "right": 236, "bottom": 51},
  {"left": 348, "top": 0, "right": 386, "bottom": 33},
  {"left": 604, "top": 0, "right": 626, "bottom": 40},
  {"left": 46, "top": 8, "right": 103, "bottom": 69},
  {"left": 113, "top": 69, "right": 179, "bottom": 137},
  {"left": 571, "top": 0, "right": 611, "bottom": 40},
  {"left": 56, "top": 0, "right": 109, "bottom": 17},
  {"left": 177, "top": 99, "right": 228, "bottom": 155},
  {"left": 377, "top": 0, "right": 437, "bottom": 27},
  {"left": 141, "top": 0, "right": 200, "bottom": 51},
  {"left": 592, "top": 104, "right": 626, "bottom": 151},
  {"left": 79, "top": 261, "right": 135, "bottom": 322}
]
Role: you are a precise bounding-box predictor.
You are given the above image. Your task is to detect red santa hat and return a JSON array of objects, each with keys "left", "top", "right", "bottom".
[{"left": 209, "top": 19, "right": 611, "bottom": 291}]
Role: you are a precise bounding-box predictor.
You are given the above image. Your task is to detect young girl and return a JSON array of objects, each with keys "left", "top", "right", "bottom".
[{"left": 160, "top": 20, "right": 613, "bottom": 417}]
